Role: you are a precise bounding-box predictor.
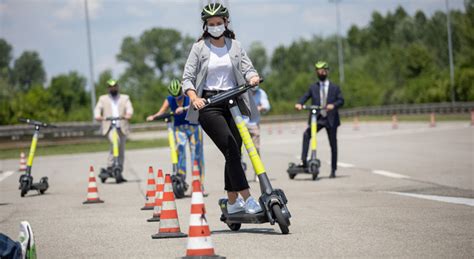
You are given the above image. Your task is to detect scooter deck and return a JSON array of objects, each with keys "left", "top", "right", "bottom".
[
  {"left": 287, "top": 166, "right": 309, "bottom": 174},
  {"left": 221, "top": 210, "right": 268, "bottom": 224},
  {"left": 219, "top": 198, "right": 268, "bottom": 224}
]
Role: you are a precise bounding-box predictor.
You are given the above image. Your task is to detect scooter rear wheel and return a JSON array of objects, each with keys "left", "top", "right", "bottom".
[
  {"left": 289, "top": 173, "right": 296, "bottom": 179},
  {"left": 227, "top": 223, "right": 241, "bottom": 231},
  {"left": 272, "top": 204, "right": 290, "bottom": 234}
]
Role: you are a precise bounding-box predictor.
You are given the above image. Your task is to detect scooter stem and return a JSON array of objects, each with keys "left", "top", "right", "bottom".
[
  {"left": 26, "top": 126, "right": 40, "bottom": 175},
  {"left": 228, "top": 99, "right": 273, "bottom": 195}
]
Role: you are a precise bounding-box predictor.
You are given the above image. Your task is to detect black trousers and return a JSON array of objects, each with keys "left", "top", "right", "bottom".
[
  {"left": 301, "top": 118, "right": 338, "bottom": 171},
  {"left": 198, "top": 93, "right": 249, "bottom": 192}
]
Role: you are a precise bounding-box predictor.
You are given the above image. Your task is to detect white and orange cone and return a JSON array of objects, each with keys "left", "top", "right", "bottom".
[
  {"left": 148, "top": 169, "right": 164, "bottom": 222},
  {"left": 141, "top": 166, "right": 156, "bottom": 210},
  {"left": 182, "top": 180, "right": 223, "bottom": 258},
  {"left": 391, "top": 114, "right": 398, "bottom": 130},
  {"left": 19, "top": 152, "right": 27, "bottom": 172},
  {"left": 83, "top": 166, "right": 104, "bottom": 204},
  {"left": 353, "top": 115, "right": 360, "bottom": 131},
  {"left": 430, "top": 112, "right": 436, "bottom": 128},
  {"left": 151, "top": 174, "right": 187, "bottom": 239},
  {"left": 471, "top": 110, "right": 474, "bottom": 126},
  {"left": 191, "top": 160, "right": 208, "bottom": 197}
]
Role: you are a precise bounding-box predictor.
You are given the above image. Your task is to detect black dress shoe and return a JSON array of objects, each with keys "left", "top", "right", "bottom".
[{"left": 329, "top": 171, "right": 336, "bottom": 178}]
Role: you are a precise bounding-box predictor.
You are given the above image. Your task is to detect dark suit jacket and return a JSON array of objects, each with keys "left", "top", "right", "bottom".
[{"left": 298, "top": 81, "right": 344, "bottom": 128}]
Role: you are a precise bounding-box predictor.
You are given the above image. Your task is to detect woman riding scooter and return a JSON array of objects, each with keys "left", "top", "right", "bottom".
[
  {"left": 182, "top": 3, "right": 262, "bottom": 214},
  {"left": 146, "top": 79, "right": 205, "bottom": 190}
]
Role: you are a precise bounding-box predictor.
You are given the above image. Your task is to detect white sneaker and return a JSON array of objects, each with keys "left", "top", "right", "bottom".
[
  {"left": 245, "top": 196, "right": 263, "bottom": 214},
  {"left": 227, "top": 197, "right": 245, "bottom": 214},
  {"left": 19, "top": 221, "right": 36, "bottom": 259}
]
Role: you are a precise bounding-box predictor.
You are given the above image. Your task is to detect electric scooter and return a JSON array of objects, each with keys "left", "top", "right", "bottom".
[
  {"left": 197, "top": 81, "right": 291, "bottom": 234},
  {"left": 150, "top": 111, "right": 188, "bottom": 199},
  {"left": 98, "top": 117, "right": 126, "bottom": 184},
  {"left": 287, "top": 105, "right": 324, "bottom": 180},
  {"left": 18, "top": 118, "right": 51, "bottom": 197}
]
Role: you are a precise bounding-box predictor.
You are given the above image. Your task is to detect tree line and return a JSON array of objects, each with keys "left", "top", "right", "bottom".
[{"left": 1, "top": 3, "right": 472, "bottom": 125}]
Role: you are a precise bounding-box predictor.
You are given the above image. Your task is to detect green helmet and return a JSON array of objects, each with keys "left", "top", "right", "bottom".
[
  {"left": 168, "top": 79, "right": 182, "bottom": 97},
  {"left": 315, "top": 61, "right": 329, "bottom": 70},
  {"left": 106, "top": 79, "right": 117, "bottom": 87},
  {"left": 201, "top": 3, "right": 229, "bottom": 21}
]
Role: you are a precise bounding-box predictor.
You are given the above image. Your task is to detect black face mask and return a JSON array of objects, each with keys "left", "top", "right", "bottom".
[
  {"left": 318, "top": 75, "right": 327, "bottom": 81},
  {"left": 109, "top": 90, "right": 118, "bottom": 97}
]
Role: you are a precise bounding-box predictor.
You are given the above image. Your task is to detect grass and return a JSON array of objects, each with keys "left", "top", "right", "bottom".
[{"left": 0, "top": 138, "right": 168, "bottom": 160}]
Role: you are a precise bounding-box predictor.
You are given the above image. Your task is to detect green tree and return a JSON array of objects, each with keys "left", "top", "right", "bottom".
[
  {"left": 247, "top": 41, "right": 268, "bottom": 76},
  {"left": 12, "top": 51, "right": 46, "bottom": 91}
]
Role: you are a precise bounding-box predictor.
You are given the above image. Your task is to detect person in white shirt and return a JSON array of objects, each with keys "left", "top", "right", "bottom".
[
  {"left": 94, "top": 79, "right": 133, "bottom": 180},
  {"left": 182, "top": 3, "right": 263, "bottom": 214}
]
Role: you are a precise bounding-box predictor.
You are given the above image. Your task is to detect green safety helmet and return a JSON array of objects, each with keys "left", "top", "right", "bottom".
[
  {"left": 201, "top": 3, "right": 229, "bottom": 21},
  {"left": 106, "top": 79, "right": 118, "bottom": 87},
  {"left": 315, "top": 61, "right": 329, "bottom": 70},
  {"left": 168, "top": 79, "right": 182, "bottom": 97}
]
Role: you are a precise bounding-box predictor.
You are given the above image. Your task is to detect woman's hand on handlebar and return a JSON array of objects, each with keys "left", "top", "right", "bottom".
[
  {"left": 146, "top": 115, "right": 155, "bottom": 122},
  {"left": 249, "top": 76, "right": 260, "bottom": 86},
  {"left": 191, "top": 97, "right": 206, "bottom": 110}
]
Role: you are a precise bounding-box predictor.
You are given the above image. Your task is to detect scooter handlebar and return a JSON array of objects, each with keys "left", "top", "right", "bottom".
[
  {"left": 302, "top": 105, "right": 325, "bottom": 110},
  {"left": 105, "top": 116, "right": 125, "bottom": 121},
  {"left": 193, "top": 79, "right": 264, "bottom": 111},
  {"left": 18, "top": 118, "right": 55, "bottom": 128}
]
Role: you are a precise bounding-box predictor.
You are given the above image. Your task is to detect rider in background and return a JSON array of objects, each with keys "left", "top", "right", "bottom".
[
  {"left": 244, "top": 86, "right": 270, "bottom": 154},
  {"left": 94, "top": 79, "right": 133, "bottom": 181},
  {"left": 295, "top": 61, "right": 344, "bottom": 178},
  {"left": 146, "top": 79, "right": 205, "bottom": 189}
]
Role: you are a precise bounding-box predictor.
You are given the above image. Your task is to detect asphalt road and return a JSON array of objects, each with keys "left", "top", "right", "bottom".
[{"left": 0, "top": 121, "right": 473, "bottom": 258}]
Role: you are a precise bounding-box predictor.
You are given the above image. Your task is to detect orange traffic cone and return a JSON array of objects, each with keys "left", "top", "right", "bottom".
[
  {"left": 142, "top": 166, "right": 156, "bottom": 210},
  {"left": 148, "top": 169, "right": 164, "bottom": 222},
  {"left": 183, "top": 180, "right": 223, "bottom": 258},
  {"left": 392, "top": 114, "right": 398, "bottom": 130},
  {"left": 430, "top": 112, "right": 436, "bottom": 128},
  {"left": 83, "top": 166, "right": 104, "bottom": 204},
  {"left": 353, "top": 115, "right": 360, "bottom": 131},
  {"left": 191, "top": 160, "right": 208, "bottom": 197},
  {"left": 19, "top": 152, "right": 27, "bottom": 172},
  {"left": 471, "top": 110, "right": 474, "bottom": 126},
  {"left": 151, "top": 174, "right": 187, "bottom": 239}
]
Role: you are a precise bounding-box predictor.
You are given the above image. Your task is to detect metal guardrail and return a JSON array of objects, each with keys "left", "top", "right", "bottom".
[{"left": 0, "top": 102, "right": 472, "bottom": 144}]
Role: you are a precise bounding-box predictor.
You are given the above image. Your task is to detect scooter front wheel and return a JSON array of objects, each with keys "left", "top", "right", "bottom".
[
  {"left": 272, "top": 204, "right": 290, "bottom": 234},
  {"left": 227, "top": 223, "right": 241, "bottom": 231},
  {"left": 20, "top": 182, "right": 28, "bottom": 197}
]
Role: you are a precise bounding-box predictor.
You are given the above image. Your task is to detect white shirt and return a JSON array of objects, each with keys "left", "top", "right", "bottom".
[
  {"left": 110, "top": 95, "right": 120, "bottom": 128},
  {"left": 244, "top": 88, "right": 271, "bottom": 126},
  {"left": 204, "top": 44, "right": 236, "bottom": 91}
]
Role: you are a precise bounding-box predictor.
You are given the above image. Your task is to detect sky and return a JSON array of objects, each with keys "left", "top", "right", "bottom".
[{"left": 0, "top": 0, "right": 466, "bottom": 89}]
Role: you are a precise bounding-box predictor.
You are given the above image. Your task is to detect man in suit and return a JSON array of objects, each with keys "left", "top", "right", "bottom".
[
  {"left": 94, "top": 79, "right": 134, "bottom": 179},
  {"left": 295, "top": 61, "right": 344, "bottom": 178}
]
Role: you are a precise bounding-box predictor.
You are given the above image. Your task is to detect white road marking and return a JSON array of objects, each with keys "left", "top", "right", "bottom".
[
  {"left": 372, "top": 170, "right": 410, "bottom": 179},
  {"left": 0, "top": 170, "right": 15, "bottom": 182},
  {"left": 387, "top": 192, "right": 474, "bottom": 207},
  {"left": 338, "top": 162, "right": 355, "bottom": 168}
]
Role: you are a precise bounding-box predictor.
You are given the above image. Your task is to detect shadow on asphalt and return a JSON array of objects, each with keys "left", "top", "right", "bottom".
[
  {"left": 291, "top": 175, "right": 350, "bottom": 181},
  {"left": 212, "top": 227, "right": 283, "bottom": 236},
  {"left": 102, "top": 179, "right": 141, "bottom": 184}
]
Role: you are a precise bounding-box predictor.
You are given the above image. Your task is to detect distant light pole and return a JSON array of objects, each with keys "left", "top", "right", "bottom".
[
  {"left": 84, "top": 0, "right": 97, "bottom": 122},
  {"left": 445, "top": 0, "right": 455, "bottom": 104},
  {"left": 331, "top": 0, "right": 345, "bottom": 85}
]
